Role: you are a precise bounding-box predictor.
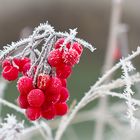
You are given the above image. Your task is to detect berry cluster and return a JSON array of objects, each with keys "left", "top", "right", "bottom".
[
  {"left": 1, "top": 38, "right": 83, "bottom": 121},
  {"left": 17, "top": 75, "right": 69, "bottom": 121},
  {"left": 48, "top": 38, "right": 83, "bottom": 79},
  {"left": 2, "top": 57, "right": 30, "bottom": 81}
]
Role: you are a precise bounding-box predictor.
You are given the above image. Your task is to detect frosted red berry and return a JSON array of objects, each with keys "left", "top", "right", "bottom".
[
  {"left": 45, "top": 90, "right": 60, "bottom": 104},
  {"left": 26, "top": 107, "right": 41, "bottom": 121},
  {"left": 41, "top": 100, "right": 52, "bottom": 109},
  {"left": 72, "top": 42, "right": 83, "bottom": 55},
  {"left": 37, "top": 73, "right": 50, "bottom": 91},
  {"left": 2, "top": 66, "right": 19, "bottom": 81},
  {"left": 56, "top": 64, "right": 72, "bottom": 79},
  {"left": 41, "top": 105, "right": 56, "bottom": 120},
  {"left": 17, "top": 95, "right": 29, "bottom": 109},
  {"left": 59, "top": 87, "right": 69, "bottom": 103},
  {"left": 21, "top": 57, "right": 30, "bottom": 67},
  {"left": 60, "top": 79, "right": 67, "bottom": 87},
  {"left": 22, "top": 62, "right": 37, "bottom": 76},
  {"left": 2, "top": 59, "right": 11, "bottom": 68},
  {"left": 54, "top": 38, "right": 71, "bottom": 49},
  {"left": 55, "top": 103, "right": 68, "bottom": 116},
  {"left": 13, "top": 58, "right": 21, "bottom": 68},
  {"left": 47, "top": 77, "right": 62, "bottom": 94},
  {"left": 27, "top": 89, "right": 45, "bottom": 107},
  {"left": 22, "top": 62, "right": 31, "bottom": 76},
  {"left": 14, "top": 57, "right": 30, "bottom": 72},
  {"left": 62, "top": 49, "right": 80, "bottom": 66},
  {"left": 47, "top": 49, "right": 63, "bottom": 67},
  {"left": 17, "top": 76, "right": 34, "bottom": 95}
]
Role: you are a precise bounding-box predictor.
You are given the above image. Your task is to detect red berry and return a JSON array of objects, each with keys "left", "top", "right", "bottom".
[
  {"left": 113, "top": 47, "right": 122, "bottom": 60},
  {"left": 60, "top": 79, "right": 67, "bottom": 87},
  {"left": 55, "top": 38, "right": 71, "bottom": 49},
  {"left": 56, "top": 64, "right": 72, "bottom": 79},
  {"left": 14, "top": 57, "right": 30, "bottom": 72},
  {"left": 2, "top": 59, "right": 11, "bottom": 68},
  {"left": 21, "top": 57, "right": 30, "bottom": 67},
  {"left": 17, "top": 95, "right": 29, "bottom": 109},
  {"left": 72, "top": 42, "right": 83, "bottom": 55},
  {"left": 62, "top": 49, "right": 80, "bottom": 66},
  {"left": 27, "top": 89, "right": 45, "bottom": 107},
  {"left": 42, "top": 100, "right": 53, "bottom": 108},
  {"left": 41, "top": 105, "right": 56, "bottom": 120},
  {"left": 55, "top": 103, "right": 68, "bottom": 116},
  {"left": 22, "top": 62, "right": 31, "bottom": 76},
  {"left": 13, "top": 58, "right": 21, "bottom": 69},
  {"left": 2, "top": 66, "right": 19, "bottom": 81},
  {"left": 17, "top": 76, "right": 34, "bottom": 95},
  {"left": 47, "top": 49, "right": 63, "bottom": 67},
  {"left": 45, "top": 90, "right": 60, "bottom": 104},
  {"left": 47, "top": 77, "right": 62, "bottom": 93},
  {"left": 26, "top": 107, "right": 41, "bottom": 121},
  {"left": 59, "top": 87, "right": 69, "bottom": 103},
  {"left": 37, "top": 73, "right": 50, "bottom": 91}
]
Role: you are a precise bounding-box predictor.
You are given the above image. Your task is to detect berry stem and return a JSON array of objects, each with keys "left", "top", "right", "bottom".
[
  {"left": 0, "top": 22, "right": 95, "bottom": 63},
  {"left": 32, "top": 34, "right": 55, "bottom": 85}
]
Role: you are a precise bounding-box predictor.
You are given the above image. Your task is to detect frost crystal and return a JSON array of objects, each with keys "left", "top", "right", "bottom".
[
  {"left": 0, "top": 114, "right": 24, "bottom": 140},
  {"left": 121, "top": 59, "right": 137, "bottom": 129}
]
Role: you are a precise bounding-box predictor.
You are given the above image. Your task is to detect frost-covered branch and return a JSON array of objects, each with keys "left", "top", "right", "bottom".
[
  {"left": 55, "top": 47, "right": 140, "bottom": 140},
  {"left": 93, "top": 47, "right": 140, "bottom": 88},
  {"left": 0, "top": 98, "right": 24, "bottom": 114},
  {"left": 0, "top": 114, "right": 24, "bottom": 140},
  {"left": 0, "top": 22, "right": 95, "bottom": 63},
  {"left": 0, "top": 22, "right": 95, "bottom": 86},
  {"left": 0, "top": 98, "right": 50, "bottom": 140},
  {"left": 120, "top": 59, "right": 137, "bottom": 128}
]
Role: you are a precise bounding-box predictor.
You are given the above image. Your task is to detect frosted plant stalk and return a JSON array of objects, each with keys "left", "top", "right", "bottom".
[
  {"left": 55, "top": 47, "right": 140, "bottom": 140},
  {"left": 0, "top": 114, "right": 24, "bottom": 140},
  {"left": 120, "top": 59, "right": 137, "bottom": 128}
]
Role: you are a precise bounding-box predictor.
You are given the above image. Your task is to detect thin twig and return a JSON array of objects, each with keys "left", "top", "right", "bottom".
[{"left": 54, "top": 47, "right": 140, "bottom": 140}]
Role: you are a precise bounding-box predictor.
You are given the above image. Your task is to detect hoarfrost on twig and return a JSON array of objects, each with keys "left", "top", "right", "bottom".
[
  {"left": 0, "top": 114, "right": 24, "bottom": 140},
  {"left": 120, "top": 59, "right": 137, "bottom": 129},
  {"left": 55, "top": 47, "right": 140, "bottom": 140}
]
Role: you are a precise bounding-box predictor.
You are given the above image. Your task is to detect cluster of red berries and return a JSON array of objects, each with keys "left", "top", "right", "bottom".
[
  {"left": 2, "top": 57, "right": 31, "bottom": 81},
  {"left": 48, "top": 38, "right": 83, "bottom": 79},
  {"left": 1, "top": 38, "right": 83, "bottom": 121},
  {"left": 17, "top": 75, "right": 69, "bottom": 121}
]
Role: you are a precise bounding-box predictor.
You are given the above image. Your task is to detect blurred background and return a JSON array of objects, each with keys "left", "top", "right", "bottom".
[{"left": 1, "top": 0, "right": 140, "bottom": 140}]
